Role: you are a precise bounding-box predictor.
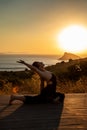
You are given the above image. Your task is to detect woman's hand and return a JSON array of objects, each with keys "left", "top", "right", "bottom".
[{"left": 17, "top": 60, "right": 25, "bottom": 64}]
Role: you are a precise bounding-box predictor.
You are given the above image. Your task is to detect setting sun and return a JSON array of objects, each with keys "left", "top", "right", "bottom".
[{"left": 57, "top": 25, "right": 87, "bottom": 53}]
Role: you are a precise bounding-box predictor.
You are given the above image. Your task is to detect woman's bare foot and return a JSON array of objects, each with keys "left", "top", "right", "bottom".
[
  {"left": 53, "top": 94, "right": 65, "bottom": 104},
  {"left": 53, "top": 96, "right": 60, "bottom": 103},
  {"left": 9, "top": 95, "right": 14, "bottom": 105}
]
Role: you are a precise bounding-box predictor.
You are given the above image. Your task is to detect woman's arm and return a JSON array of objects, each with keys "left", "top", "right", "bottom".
[{"left": 17, "top": 60, "right": 38, "bottom": 72}]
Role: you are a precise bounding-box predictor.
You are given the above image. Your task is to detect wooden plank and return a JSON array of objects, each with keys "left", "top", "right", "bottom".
[{"left": 0, "top": 94, "right": 87, "bottom": 130}]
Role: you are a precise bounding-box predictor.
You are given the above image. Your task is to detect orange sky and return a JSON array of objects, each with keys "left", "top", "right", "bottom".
[{"left": 0, "top": 0, "right": 87, "bottom": 56}]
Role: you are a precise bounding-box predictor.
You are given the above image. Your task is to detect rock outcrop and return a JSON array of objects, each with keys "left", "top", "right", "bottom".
[{"left": 59, "top": 52, "right": 80, "bottom": 60}]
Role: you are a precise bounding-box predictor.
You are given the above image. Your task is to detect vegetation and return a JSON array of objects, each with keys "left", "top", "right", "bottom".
[{"left": 0, "top": 58, "right": 87, "bottom": 95}]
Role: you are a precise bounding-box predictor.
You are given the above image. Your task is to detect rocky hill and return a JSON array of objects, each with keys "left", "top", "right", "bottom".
[{"left": 59, "top": 52, "right": 81, "bottom": 60}]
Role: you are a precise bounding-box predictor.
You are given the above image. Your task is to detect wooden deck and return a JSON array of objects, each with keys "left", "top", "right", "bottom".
[{"left": 0, "top": 93, "right": 87, "bottom": 130}]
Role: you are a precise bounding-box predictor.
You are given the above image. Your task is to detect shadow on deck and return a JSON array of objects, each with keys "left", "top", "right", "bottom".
[{"left": 0, "top": 95, "right": 64, "bottom": 130}]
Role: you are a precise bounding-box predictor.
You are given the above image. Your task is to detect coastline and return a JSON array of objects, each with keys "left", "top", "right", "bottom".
[
  {"left": 0, "top": 58, "right": 87, "bottom": 94},
  {"left": 0, "top": 54, "right": 60, "bottom": 71}
]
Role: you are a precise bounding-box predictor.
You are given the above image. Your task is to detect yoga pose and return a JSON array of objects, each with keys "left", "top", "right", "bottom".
[{"left": 9, "top": 60, "right": 65, "bottom": 104}]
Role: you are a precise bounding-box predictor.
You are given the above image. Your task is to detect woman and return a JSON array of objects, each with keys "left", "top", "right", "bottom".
[{"left": 9, "top": 60, "right": 65, "bottom": 104}]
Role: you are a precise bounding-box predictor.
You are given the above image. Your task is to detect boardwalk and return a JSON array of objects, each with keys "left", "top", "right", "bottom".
[{"left": 0, "top": 94, "right": 87, "bottom": 130}]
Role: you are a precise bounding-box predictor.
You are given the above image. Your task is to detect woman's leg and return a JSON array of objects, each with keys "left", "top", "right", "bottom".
[{"left": 9, "top": 94, "right": 43, "bottom": 104}]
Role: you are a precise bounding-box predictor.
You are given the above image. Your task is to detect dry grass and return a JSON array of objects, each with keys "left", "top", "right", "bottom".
[
  {"left": 57, "top": 77, "right": 87, "bottom": 93},
  {"left": 0, "top": 75, "right": 87, "bottom": 95}
]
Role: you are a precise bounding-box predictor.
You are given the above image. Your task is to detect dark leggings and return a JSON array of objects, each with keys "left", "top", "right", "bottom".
[
  {"left": 24, "top": 94, "right": 48, "bottom": 104},
  {"left": 24, "top": 92, "right": 64, "bottom": 104}
]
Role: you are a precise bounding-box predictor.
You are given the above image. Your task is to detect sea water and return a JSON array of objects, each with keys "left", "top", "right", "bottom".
[{"left": 0, "top": 54, "right": 61, "bottom": 71}]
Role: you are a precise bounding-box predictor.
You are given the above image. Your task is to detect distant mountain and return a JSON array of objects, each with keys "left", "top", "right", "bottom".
[{"left": 58, "top": 52, "right": 81, "bottom": 60}]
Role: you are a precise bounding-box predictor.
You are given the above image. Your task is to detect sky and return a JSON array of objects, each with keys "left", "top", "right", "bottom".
[{"left": 0, "top": 0, "right": 87, "bottom": 56}]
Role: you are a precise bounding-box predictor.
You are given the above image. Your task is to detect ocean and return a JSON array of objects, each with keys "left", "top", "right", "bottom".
[{"left": 0, "top": 54, "right": 61, "bottom": 71}]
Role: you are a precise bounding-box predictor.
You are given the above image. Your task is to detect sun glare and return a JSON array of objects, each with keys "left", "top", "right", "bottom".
[{"left": 57, "top": 25, "right": 87, "bottom": 53}]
